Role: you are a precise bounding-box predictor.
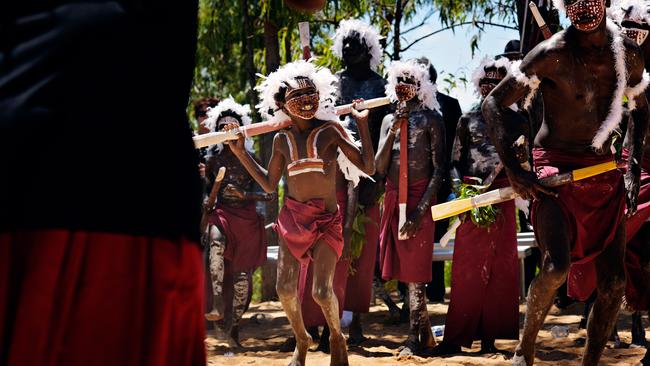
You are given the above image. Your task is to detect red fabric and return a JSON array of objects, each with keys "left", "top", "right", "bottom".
[
  {"left": 379, "top": 178, "right": 435, "bottom": 283},
  {"left": 276, "top": 198, "right": 343, "bottom": 265},
  {"left": 532, "top": 148, "right": 625, "bottom": 301},
  {"left": 344, "top": 204, "right": 380, "bottom": 313},
  {"left": 296, "top": 190, "right": 350, "bottom": 326},
  {"left": 622, "top": 149, "right": 650, "bottom": 310},
  {"left": 209, "top": 202, "right": 266, "bottom": 272},
  {"left": 0, "top": 229, "right": 206, "bottom": 366},
  {"left": 443, "top": 179, "right": 519, "bottom": 347},
  {"left": 625, "top": 235, "right": 650, "bottom": 310}
]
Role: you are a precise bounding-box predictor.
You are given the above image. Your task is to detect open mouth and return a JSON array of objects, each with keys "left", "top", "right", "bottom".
[
  {"left": 576, "top": 15, "right": 595, "bottom": 24},
  {"left": 302, "top": 104, "right": 313, "bottom": 111}
]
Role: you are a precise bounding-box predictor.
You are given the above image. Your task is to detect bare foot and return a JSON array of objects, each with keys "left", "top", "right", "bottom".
[
  {"left": 397, "top": 345, "right": 414, "bottom": 360},
  {"left": 511, "top": 345, "right": 531, "bottom": 366},
  {"left": 288, "top": 335, "right": 312, "bottom": 366},
  {"left": 205, "top": 308, "right": 224, "bottom": 321},
  {"left": 329, "top": 334, "right": 349, "bottom": 366},
  {"left": 214, "top": 326, "right": 239, "bottom": 349}
]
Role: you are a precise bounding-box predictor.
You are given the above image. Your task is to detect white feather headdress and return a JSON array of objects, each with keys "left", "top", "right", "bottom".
[
  {"left": 255, "top": 60, "right": 338, "bottom": 125},
  {"left": 205, "top": 96, "right": 254, "bottom": 153},
  {"left": 385, "top": 59, "right": 440, "bottom": 112},
  {"left": 552, "top": 0, "right": 566, "bottom": 12},
  {"left": 471, "top": 56, "right": 512, "bottom": 95},
  {"left": 331, "top": 19, "right": 384, "bottom": 71},
  {"left": 609, "top": 0, "right": 650, "bottom": 24}
]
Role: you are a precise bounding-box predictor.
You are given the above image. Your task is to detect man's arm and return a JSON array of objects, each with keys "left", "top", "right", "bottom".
[
  {"left": 227, "top": 132, "right": 285, "bottom": 194},
  {"left": 625, "top": 47, "right": 650, "bottom": 215},
  {"left": 400, "top": 112, "right": 446, "bottom": 238},
  {"left": 336, "top": 108, "right": 376, "bottom": 175},
  {"left": 449, "top": 116, "right": 469, "bottom": 187},
  {"left": 375, "top": 114, "right": 400, "bottom": 178},
  {"left": 482, "top": 47, "right": 554, "bottom": 200}
]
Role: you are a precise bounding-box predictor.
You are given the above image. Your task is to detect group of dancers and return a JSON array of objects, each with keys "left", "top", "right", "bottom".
[{"left": 197, "top": 0, "right": 650, "bottom": 365}]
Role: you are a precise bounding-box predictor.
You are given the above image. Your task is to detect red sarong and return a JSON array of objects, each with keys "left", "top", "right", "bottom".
[
  {"left": 276, "top": 198, "right": 343, "bottom": 264},
  {"left": 443, "top": 178, "right": 519, "bottom": 347},
  {"left": 532, "top": 148, "right": 625, "bottom": 301},
  {"left": 297, "top": 191, "right": 350, "bottom": 327},
  {"left": 0, "top": 230, "right": 205, "bottom": 366},
  {"left": 380, "top": 178, "right": 435, "bottom": 283},
  {"left": 276, "top": 198, "right": 350, "bottom": 327},
  {"left": 344, "top": 204, "right": 380, "bottom": 313},
  {"left": 623, "top": 150, "right": 650, "bottom": 310},
  {"left": 208, "top": 202, "right": 266, "bottom": 272}
]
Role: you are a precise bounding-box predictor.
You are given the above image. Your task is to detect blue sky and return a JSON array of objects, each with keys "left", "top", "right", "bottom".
[{"left": 399, "top": 11, "right": 520, "bottom": 110}]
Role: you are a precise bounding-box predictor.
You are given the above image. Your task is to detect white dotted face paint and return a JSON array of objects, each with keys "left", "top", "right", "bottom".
[
  {"left": 623, "top": 26, "right": 649, "bottom": 45},
  {"left": 566, "top": 0, "right": 605, "bottom": 31}
]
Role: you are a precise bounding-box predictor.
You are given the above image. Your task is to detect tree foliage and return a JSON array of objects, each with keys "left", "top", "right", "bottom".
[{"left": 189, "top": 0, "right": 522, "bottom": 124}]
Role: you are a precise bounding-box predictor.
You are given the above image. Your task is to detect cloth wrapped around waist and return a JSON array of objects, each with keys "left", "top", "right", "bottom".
[
  {"left": 379, "top": 178, "right": 435, "bottom": 283},
  {"left": 276, "top": 197, "right": 343, "bottom": 265},
  {"left": 208, "top": 202, "right": 266, "bottom": 272},
  {"left": 532, "top": 147, "right": 625, "bottom": 301}
]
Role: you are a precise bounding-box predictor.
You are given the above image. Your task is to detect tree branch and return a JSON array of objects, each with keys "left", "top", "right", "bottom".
[
  {"left": 399, "top": 21, "right": 518, "bottom": 53},
  {"left": 400, "top": 8, "right": 435, "bottom": 35}
]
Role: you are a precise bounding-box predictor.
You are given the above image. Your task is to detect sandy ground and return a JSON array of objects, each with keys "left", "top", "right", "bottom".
[{"left": 206, "top": 299, "right": 648, "bottom": 366}]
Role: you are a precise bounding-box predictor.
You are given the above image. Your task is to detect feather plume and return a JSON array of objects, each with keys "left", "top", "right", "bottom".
[
  {"left": 385, "top": 59, "right": 440, "bottom": 112},
  {"left": 205, "top": 96, "right": 254, "bottom": 153},
  {"left": 608, "top": 0, "right": 650, "bottom": 25},
  {"left": 471, "top": 56, "right": 512, "bottom": 95},
  {"left": 332, "top": 19, "right": 384, "bottom": 71}
]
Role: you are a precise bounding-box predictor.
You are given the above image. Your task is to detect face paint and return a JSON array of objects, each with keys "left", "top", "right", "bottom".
[
  {"left": 565, "top": 0, "right": 605, "bottom": 32},
  {"left": 217, "top": 116, "right": 242, "bottom": 129},
  {"left": 623, "top": 27, "right": 649, "bottom": 45},
  {"left": 479, "top": 83, "right": 497, "bottom": 97},
  {"left": 479, "top": 67, "right": 506, "bottom": 98},
  {"left": 395, "top": 82, "right": 417, "bottom": 102},
  {"left": 284, "top": 93, "right": 319, "bottom": 119},
  {"left": 283, "top": 77, "right": 320, "bottom": 119}
]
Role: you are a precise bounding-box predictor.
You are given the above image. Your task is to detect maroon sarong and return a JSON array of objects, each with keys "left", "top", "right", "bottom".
[
  {"left": 0, "top": 230, "right": 205, "bottom": 366},
  {"left": 297, "top": 191, "right": 350, "bottom": 327},
  {"left": 622, "top": 150, "right": 650, "bottom": 310},
  {"left": 209, "top": 202, "right": 266, "bottom": 272},
  {"left": 344, "top": 204, "right": 380, "bottom": 313},
  {"left": 532, "top": 148, "right": 625, "bottom": 301},
  {"left": 276, "top": 197, "right": 344, "bottom": 264},
  {"left": 276, "top": 198, "right": 349, "bottom": 326},
  {"left": 443, "top": 178, "right": 519, "bottom": 347},
  {"left": 380, "top": 178, "right": 435, "bottom": 283}
]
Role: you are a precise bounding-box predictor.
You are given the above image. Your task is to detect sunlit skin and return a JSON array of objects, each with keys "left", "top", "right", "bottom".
[
  {"left": 375, "top": 77, "right": 446, "bottom": 355},
  {"left": 482, "top": 2, "right": 650, "bottom": 364},
  {"left": 226, "top": 85, "right": 374, "bottom": 366}
]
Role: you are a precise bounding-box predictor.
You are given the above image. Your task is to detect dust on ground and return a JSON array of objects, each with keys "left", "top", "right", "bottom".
[{"left": 207, "top": 299, "right": 647, "bottom": 365}]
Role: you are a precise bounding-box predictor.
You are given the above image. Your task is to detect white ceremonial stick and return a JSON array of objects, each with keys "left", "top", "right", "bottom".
[
  {"left": 529, "top": 2, "right": 553, "bottom": 39},
  {"left": 193, "top": 96, "right": 392, "bottom": 149},
  {"left": 299, "top": 22, "right": 311, "bottom": 60}
]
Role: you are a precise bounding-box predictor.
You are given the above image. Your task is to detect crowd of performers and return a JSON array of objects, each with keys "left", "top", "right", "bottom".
[{"left": 195, "top": 0, "right": 650, "bottom": 365}]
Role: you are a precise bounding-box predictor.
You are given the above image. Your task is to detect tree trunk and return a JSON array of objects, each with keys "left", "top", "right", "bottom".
[
  {"left": 261, "top": 17, "right": 281, "bottom": 301},
  {"left": 241, "top": 0, "right": 258, "bottom": 115},
  {"left": 393, "top": 0, "right": 403, "bottom": 60},
  {"left": 284, "top": 27, "right": 292, "bottom": 64}
]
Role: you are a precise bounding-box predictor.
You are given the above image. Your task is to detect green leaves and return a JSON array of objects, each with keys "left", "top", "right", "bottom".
[{"left": 454, "top": 180, "right": 500, "bottom": 228}]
